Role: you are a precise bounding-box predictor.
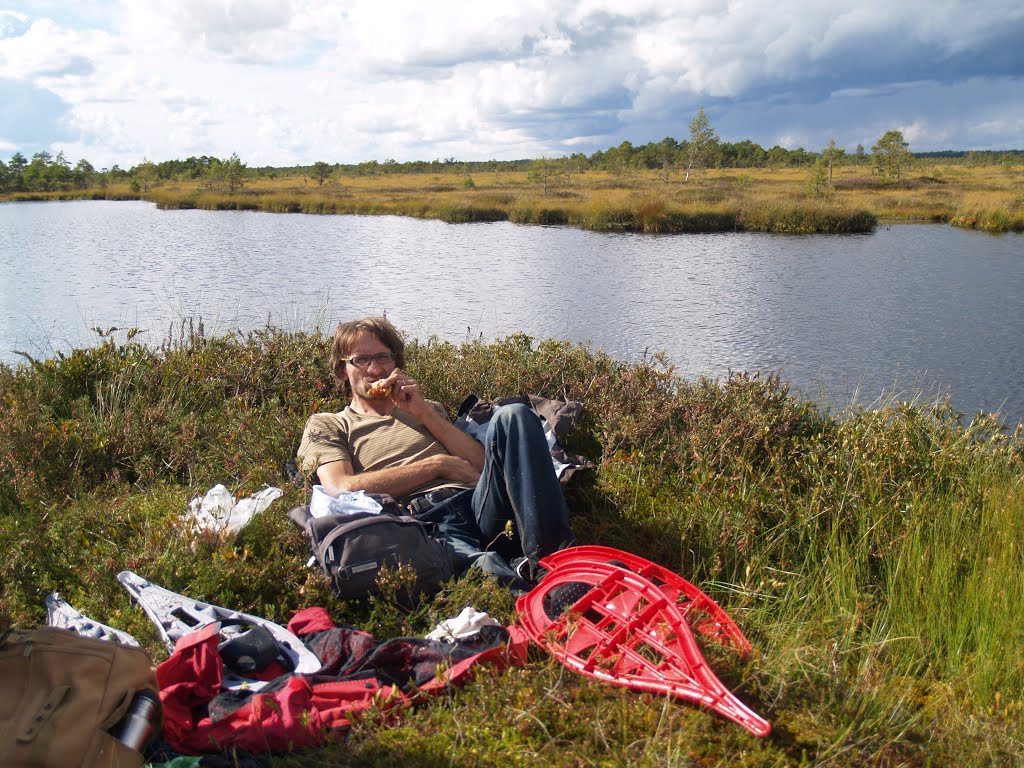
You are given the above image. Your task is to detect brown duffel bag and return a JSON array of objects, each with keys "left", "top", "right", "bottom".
[{"left": 0, "top": 627, "right": 160, "bottom": 768}]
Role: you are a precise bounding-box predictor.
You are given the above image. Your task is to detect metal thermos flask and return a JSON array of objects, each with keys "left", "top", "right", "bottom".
[{"left": 110, "top": 689, "right": 162, "bottom": 752}]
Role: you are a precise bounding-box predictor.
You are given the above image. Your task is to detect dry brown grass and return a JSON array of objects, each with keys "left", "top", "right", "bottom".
[{"left": 7, "top": 160, "right": 1023, "bottom": 231}]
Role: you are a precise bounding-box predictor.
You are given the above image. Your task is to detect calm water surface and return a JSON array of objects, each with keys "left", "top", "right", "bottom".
[{"left": 2, "top": 200, "right": 1022, "bottom": 425}]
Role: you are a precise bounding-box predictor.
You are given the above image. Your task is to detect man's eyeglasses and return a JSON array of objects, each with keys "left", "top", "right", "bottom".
[{"left": 343, "top": 352, "right": 396, "bottom": 368}]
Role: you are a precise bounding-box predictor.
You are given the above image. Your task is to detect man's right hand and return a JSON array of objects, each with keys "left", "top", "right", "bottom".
[
  {"left": 372, "top": 369, "right": 426, "bottom": 415},
  {"left": 436, "top": 454, "right": 481, "bottom": 484}
]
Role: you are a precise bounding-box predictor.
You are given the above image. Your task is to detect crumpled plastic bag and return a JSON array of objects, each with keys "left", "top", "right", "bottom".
[
  {"left": 185, "top": 484, "right": 283, "bottom": 535},
  {"left": 425, "top": 606, "right": 501, "bottom": 642},
  {"left": 309, "top": 485, "right": 383, "bottom": 518}
]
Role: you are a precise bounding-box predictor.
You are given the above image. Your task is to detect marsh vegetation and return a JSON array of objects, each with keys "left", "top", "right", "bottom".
[
  {"left": 4, "top": 145, "right": 1022, "bottom": 234},
  {"left": 2, "top": 327, "right": 1023, "bottom": 766}
]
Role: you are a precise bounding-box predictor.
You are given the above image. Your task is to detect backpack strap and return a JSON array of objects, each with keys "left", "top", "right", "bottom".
[{"left": 288, "top": 504, "right": 313, "bottom": 529}]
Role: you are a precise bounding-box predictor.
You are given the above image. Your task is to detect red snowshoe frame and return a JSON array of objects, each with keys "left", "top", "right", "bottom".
[{"left": 516, "top": 546, "right": 770, "bottom": 737}]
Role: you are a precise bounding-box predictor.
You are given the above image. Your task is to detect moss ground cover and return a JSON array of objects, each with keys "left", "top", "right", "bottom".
[{"left": 2, "top": 327, "right": 1023, "bottom": 766}]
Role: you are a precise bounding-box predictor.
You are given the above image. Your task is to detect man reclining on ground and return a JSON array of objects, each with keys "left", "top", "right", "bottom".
[{"left": 296, "top": 316, "right": 576, "bottom": 592}]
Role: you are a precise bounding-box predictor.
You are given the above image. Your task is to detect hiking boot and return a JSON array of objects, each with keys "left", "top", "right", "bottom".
[
  {"left": 542, "top": 581, "right": 593, "bottom": 620},
  {"left": 512, "top": 556, "right": 533, "bottom": 582}
]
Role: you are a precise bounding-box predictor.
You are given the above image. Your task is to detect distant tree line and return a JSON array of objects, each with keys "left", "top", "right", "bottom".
[
  {"left": 288, "top": 139, "right": 823, "bottom": 181},
  {"left": 0, "top": 151, "right": 247, "bottom": 194},
  {"left": 0, "top": 150, "right": 108, "bottom": 193},
  {"left": 3, "top": 123, "right": 1022, "bottom": 195}
]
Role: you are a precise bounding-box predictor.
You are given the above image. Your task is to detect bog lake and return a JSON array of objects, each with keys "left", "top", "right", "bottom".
[{"left": 2, "top": 199, "right": 1022, "bottom": 426}]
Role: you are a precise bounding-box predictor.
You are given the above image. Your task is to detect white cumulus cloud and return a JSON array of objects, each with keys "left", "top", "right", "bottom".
[{"left": 0, "top": 0, "right": 1021, "bottom": 168}]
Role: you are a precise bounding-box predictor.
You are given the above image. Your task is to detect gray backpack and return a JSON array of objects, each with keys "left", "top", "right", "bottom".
[{"left": 289, "top": 505, "right": 455, "bottom": 600}]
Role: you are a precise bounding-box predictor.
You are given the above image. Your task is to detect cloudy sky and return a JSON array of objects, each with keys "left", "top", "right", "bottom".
[{"left": 1, "top": 0, "right": 1022, "bottom": 170}]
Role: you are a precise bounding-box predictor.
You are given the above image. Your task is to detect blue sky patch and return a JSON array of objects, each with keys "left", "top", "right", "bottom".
[{"left": 0, "top": 78, "right": 73, "bottom": 151}]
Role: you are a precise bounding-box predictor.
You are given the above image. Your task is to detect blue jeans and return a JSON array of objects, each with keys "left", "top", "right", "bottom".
[{"left": 415, "top": 403, "right": 575, "bottom": 590}]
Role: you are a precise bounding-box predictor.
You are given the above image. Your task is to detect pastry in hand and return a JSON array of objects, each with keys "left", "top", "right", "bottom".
[{"left": 367, "top": 380, "right": 391, "bottom": 399}]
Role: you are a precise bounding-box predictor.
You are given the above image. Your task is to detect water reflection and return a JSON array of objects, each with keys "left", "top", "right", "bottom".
[{"left": 1, "top": 200, "right": 1022, "bottom": 425}]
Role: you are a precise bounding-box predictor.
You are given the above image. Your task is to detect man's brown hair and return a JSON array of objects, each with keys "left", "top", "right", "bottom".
[{"left": 329, "top": 316, "right": 406, "bottom": 388}]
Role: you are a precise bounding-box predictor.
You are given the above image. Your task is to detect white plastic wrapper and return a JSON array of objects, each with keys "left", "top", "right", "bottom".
[
  {"left": 186, "top": 484, "right": 283, "bottom": 535},
  {"left": 425, "top": 606, "right": 501, "bottom": 643},
  {"left": 309, "top": 485, "right": 383, "bottom": 518}
]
